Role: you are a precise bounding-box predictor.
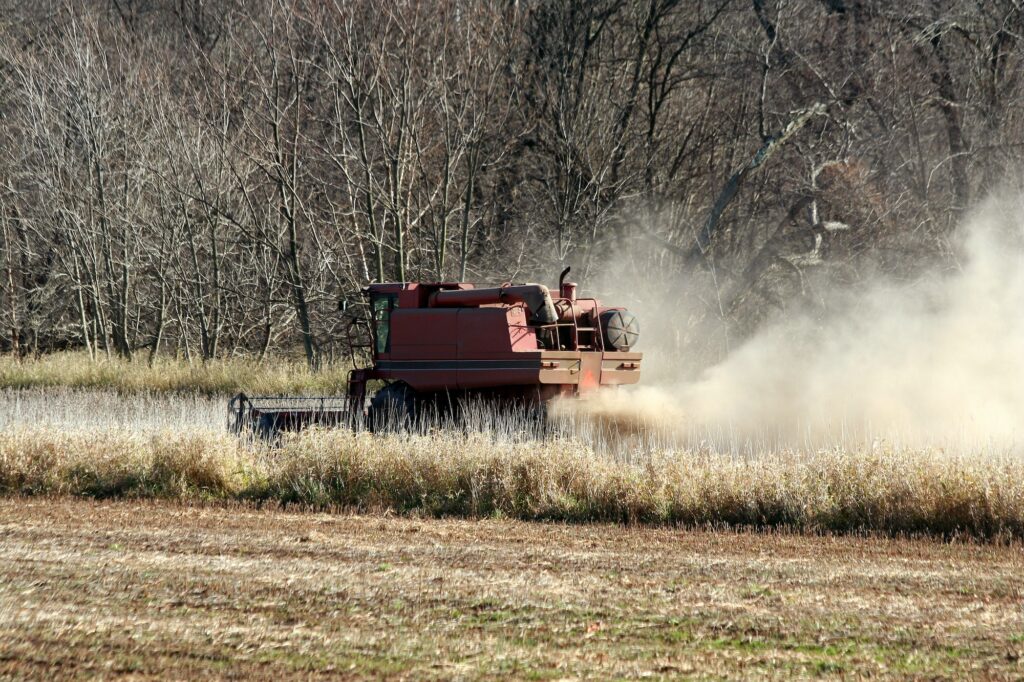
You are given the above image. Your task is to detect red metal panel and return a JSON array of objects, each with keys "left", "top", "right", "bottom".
[
  {"left": 389, "top": 345, "right": 457, "bottom": 360},
  {"left": 387, "top": 308, "right": 459, "bottom": 390},
  {"left": 457, "top": 308, "right": 515, "bottom": 358},
  {"left": 578, "top": 352, "right": 602, "bottom": 393},
  {"left": 599, "top": 352, "right": 643, "bottom": 386},
  {"left": 457, "top": 367, "right": 540, "bottom": 390},
  {"left": 507, "top": 306, "right": 538, "bottom": 351},
  {"left": 397, "top": 284, "right": 421, "bottom": 309},
  {"left": 457, "top": 308, "right": 539, "bottom": 388},
  {"left": 537, "top": 352, "right": 579, "bottom": 386},
  {"left": 390, "top": 371, "right": 451, "bottom": 392},
  {"left": 390, "top": 309, "right": 458, "bottom": 356}
]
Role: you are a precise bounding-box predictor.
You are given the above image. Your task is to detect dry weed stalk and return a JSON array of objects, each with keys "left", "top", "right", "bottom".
[
  {"left": 1, "top": 427, "right": 1022, "bottom": 538},
  {"left": 0, "top": 352, "right": 350, "bottom": 396}
]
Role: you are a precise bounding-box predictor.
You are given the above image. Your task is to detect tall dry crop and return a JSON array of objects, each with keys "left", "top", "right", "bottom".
[
  {"left": 0, "top": 353, "right": 351, "bottom": 396},
  {"left": 2, "top": 425, "right": 1023, "bottom": 538}
]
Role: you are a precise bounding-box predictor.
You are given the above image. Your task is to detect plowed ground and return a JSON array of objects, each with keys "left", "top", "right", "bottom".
[{"left": 0, "top": 499, "right": 1022, "bottom": 679}]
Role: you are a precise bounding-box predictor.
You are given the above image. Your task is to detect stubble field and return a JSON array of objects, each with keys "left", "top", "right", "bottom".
[
  {"left": 1, "top": 498, "right": 1022, "bottom": 680},
  {"left": 2, "top": 356, "right": 1024, "bottom": 678}
]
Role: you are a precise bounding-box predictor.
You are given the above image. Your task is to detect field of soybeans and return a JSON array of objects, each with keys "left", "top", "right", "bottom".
[{"left": 1, "top": 354, "right": 1023, "bottom": 678}]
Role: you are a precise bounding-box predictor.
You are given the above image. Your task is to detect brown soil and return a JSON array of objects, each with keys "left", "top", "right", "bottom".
[{"left": 1, "top": 498, "right": 1022, "bottom": 679}]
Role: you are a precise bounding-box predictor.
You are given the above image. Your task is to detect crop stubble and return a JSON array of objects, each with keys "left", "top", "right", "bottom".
[{"left": 0, "top": 499, "right": 1022, "bottom": 679}]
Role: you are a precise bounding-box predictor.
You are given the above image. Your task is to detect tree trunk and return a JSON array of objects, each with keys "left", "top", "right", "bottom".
[{"left": 687, "top": 102, "right": 826, "bottom": 267}]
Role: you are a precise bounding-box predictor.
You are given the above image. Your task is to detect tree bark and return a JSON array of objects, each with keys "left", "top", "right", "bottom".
[{"left": 687, "top": 102, "right": 826, "bottom": 267}]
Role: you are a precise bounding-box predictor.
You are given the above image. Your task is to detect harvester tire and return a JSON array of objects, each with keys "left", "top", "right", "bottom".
[{"left": 367, "top": 382, "right": 417, "bottom": 432}]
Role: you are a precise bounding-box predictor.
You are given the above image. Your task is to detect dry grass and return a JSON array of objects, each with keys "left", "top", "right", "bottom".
[
  {"left": 0, "top": 352, "right": 351, "bottom": 396},
  {"left": 1, "top": 384, "right": 1022, "bottom": 540},
  {"left": 0, "top": 387, "right": 225, "bottom": 433},
  {"left": 2, "top": 384, "right": 1022, "bottom": 677},
  {"left": 2, "top": 427, "right": 1024, "bottom": 539},
  {"left": 1, "top": 498, "right": 1022, "bottom": 679}
]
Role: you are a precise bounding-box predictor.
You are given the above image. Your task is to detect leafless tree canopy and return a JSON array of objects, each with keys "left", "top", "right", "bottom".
[{"left": 2, "top": 0, "right": 1022, "bottom": 367}]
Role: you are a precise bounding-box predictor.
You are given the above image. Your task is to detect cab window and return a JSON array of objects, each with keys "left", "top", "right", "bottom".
[{"left": 371, "top": 294, "right": 398, "bottom": 354}]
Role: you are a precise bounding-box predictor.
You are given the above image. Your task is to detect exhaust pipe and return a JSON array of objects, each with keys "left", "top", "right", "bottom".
[{"left": 558, "top": 266, "right": 577, "bottom": 302}]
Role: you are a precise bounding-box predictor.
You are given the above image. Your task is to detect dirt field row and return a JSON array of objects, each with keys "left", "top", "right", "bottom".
[{"left": 0, "top": 499, "right": 1022, "bottom": 679}]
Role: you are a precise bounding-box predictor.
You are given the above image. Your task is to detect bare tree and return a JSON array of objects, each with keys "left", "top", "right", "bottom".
[{"left": 2, "top": 0, "right": 1023, "bottom": 363}]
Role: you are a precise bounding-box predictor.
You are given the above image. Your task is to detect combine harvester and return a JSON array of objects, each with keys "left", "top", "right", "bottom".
[{"left": 229, "top": 269, "right": 641, "bottom": 436}]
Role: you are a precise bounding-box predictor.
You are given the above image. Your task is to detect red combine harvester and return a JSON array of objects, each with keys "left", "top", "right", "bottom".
[{"left": 229, "top": 269, "right": 641, "bottom": 436}]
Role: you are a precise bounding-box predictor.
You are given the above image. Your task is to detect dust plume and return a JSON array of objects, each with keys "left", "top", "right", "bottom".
[{"left": 569, "top": 195, "right": 1024, "bottom": 455}]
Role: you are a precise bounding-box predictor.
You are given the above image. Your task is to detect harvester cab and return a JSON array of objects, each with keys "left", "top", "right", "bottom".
[{"left": 229, "top": 271, "right": 641, "bottom": 436}]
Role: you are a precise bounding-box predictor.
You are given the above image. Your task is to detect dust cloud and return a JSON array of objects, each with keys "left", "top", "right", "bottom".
[{"left": 569, "top": 195, "right": 1024, "bottom": 455}]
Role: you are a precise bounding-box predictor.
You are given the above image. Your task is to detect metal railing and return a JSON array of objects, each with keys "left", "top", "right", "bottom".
[
  {"left": 533, "top": 298, "right": 604, "bottom": 351},
  {"left": 228, "top": 393, "right": 353, "bottom": 436}
]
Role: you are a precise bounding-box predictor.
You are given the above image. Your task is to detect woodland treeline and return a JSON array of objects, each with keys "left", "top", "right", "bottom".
[{"left": 1, "top": 0, "right": 1022, "bottom": 368}]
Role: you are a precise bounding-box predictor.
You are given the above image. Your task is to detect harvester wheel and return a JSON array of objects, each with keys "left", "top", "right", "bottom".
[{"left": 367, "top": 382, "right": 418, "bottom": 432}]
